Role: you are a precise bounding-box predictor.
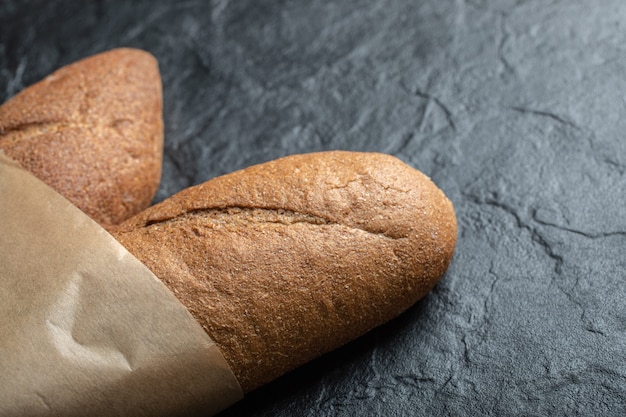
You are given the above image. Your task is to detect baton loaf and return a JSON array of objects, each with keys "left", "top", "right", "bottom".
[
  {"left": 111, "top": 151, "right": 457, "bottom": 392},
  {"left": 0, "top": 48, "right": 163, "bottom": 227}
]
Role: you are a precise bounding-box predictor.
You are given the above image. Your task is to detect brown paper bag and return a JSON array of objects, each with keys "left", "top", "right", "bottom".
[{"left": 0, "top": 153, "right": 243, "bottom": 417}]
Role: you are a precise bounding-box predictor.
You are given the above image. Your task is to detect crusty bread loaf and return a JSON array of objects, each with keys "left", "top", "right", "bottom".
[
  {"left": 0, "top": 48, "right": 163, "bottom": 227},
  {"left": 111, "top": 151, "right": 457, "bottom": 392}
]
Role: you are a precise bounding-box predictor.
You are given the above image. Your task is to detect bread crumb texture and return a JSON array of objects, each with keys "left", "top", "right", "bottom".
[{"left": 112, "top": 151, "right": 457, "bottom": 392}]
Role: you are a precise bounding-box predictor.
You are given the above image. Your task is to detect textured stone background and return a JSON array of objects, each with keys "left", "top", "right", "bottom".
[{"left": 2, "top": 0, "right": 626, "bottom": 416}]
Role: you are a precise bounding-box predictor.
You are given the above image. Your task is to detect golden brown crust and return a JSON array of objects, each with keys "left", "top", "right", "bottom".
[
  {"left": 111, "top": 151, "right": 457, "bottom": 392},
  {"left": 0, "top": 48, "right": 163, "bottom": 227}
]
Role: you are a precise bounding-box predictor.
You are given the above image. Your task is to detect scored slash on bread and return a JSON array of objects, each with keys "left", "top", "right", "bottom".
[
  {"left": 111, "top": 151, "right": 457, "bottom": 392},
  {"left": 0, "top": 48, "right": 163, "bottom": 227}
]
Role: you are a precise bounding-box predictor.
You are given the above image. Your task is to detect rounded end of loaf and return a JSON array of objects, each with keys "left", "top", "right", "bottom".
[{"left": 232, "top": 151, "right": 458, "bottom": 391}]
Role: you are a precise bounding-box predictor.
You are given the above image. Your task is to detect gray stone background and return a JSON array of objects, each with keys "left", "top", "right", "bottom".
[{"left": 2, "top": 1, "right": 626, "bottom": 416}]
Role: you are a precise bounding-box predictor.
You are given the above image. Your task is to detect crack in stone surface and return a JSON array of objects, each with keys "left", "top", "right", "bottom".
[
  {"left": 484, "top": 262, "right": 500, "bottom": 318},
  {"left": 462, "top": 194, "right": 603, "bottom": 333},
  {"left": 463, "top": 193, "right": 564, "bottom": 274},
  {"left": 497, "top": 11, "right": 516, "bottom": 75},
  {"left": 398, "top": 81, "right": 457, "bottom": 133},
  {"left": 509, "top": 106, "right": 582, "bottom": 131},
  {"left": 532, "top": 216, "right": 626, "bottom": 239},
  {"left": 412, "top": 89, "right": 457, "bottom": 131}
]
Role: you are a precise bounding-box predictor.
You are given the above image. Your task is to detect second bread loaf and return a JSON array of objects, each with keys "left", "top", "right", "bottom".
[
  {"left": 111, "top": 151, "right": 457, "bottom": 392},
  {"left": 0, "top": 48, "right": 163, "bottom": 227}
]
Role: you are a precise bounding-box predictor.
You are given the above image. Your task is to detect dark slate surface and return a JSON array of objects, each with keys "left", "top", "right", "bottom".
[{"left": 2, "top": 1, "right": 626, "bottom": 415}]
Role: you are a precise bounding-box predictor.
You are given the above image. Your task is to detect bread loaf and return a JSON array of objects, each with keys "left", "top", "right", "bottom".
[
  {"left": 111, "top": 151, "right": 457, "bottom": 392},
  {"left": 0, "top": 48, "right": 163, "bottom": 227}
]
